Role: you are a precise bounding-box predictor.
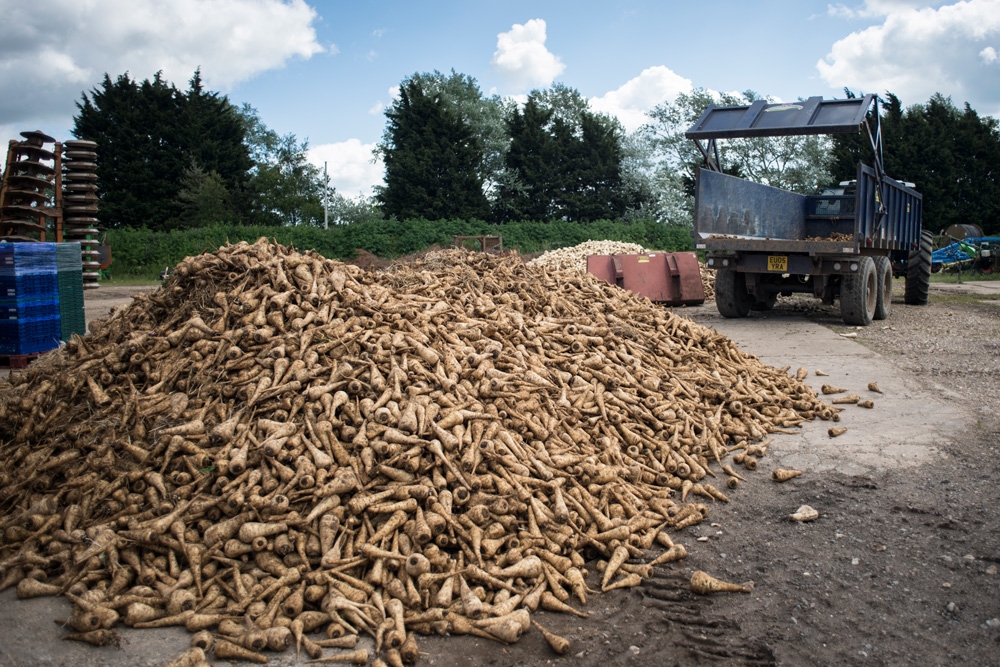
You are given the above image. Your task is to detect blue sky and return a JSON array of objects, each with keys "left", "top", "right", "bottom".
[{"left": 2, "top": 0, "right": 998, "bottom": 198}]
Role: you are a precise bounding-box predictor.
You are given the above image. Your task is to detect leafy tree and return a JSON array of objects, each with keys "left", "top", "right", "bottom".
[
  {"left": 392, "top": 70, "right": 514, "bottom": 195},
  {"left": 498, "top": 97, "right": 558, "bottom": 220},
  {"left": 73, "top": 70, "right": 250, "bottom": 230},
  {"left": 329, "top": 194, "right": 383, "bottom": 225},
  {"left": 376, "top": 80, "right": 490, "bottom": 220},
  {"left": 498, "top": 88, "right": 633, "bottom": 222},
  {"left": 618, "top": 130, "right": 689, "bottom": 224},
  {"left": 175, "top": 162, "right": 237, "bottom": 227},
  {"left": 643, "top": 88, "right": 831, "bottom": 197},
  {"left": 236, "top": 104, "right": 324, "bottom": 226},
  {"left": 181, "top": 70, "right": 252, "bottom": 193},
  {"left": 832, "top": 91, "right": 1000, "bottom": 235}
]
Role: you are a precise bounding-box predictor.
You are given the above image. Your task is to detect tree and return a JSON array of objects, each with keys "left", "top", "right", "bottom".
[
  {"left": 831, "top": 92, "right": 1000, "bottom": 235},
  {"left": 237, "top": 104, "right": 324, "bottom": 226},
  {"left": 393, "top": 70, "right": 514, "bottom": 196},
  {"left": 498, "top": 97, "right": 558, "bottom": 220},
  {"left": 327, "top": 193, "right": 383, "bottom": 225},
  {"left": 73, "top": 70, "right": 251, "bottom": 230},
  {"left": 498, "top": 87, "right": 633, "bottom": 222},
  {"left": 175, "top": 162, "right": 237, "bottom": 228},
  {"left": 376, "top": 80, "right": 490, "bottom": 221},
  {"left": 181, "top": 70, "right": 252, "bottom": 195},
  {"left": 643, "top": 89, "right": 832, "bottom": 196}
]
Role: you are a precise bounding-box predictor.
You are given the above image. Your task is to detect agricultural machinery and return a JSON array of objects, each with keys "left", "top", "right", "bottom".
[{"left": 687, "top": 94, "right": 930, "bottom": 325}]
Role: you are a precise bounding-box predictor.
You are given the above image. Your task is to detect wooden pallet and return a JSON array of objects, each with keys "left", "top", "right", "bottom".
[{"left": 0, "top": 350, "right": 48, "bottom": 369}]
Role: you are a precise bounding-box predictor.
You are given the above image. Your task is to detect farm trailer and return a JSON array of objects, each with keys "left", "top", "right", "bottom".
[{"left": 686, "top": 94, "right": 931, "bottom": 326}]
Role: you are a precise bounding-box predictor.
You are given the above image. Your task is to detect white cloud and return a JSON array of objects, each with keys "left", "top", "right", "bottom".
[
  {"left": 827, "top": 0, "right": 937, "bottom": 18},
  {"left": 818, "top": 0, "right": 1000, "bottom": 114},
  {"left": 0, "top": 0, "right": 323, "bottom": 143},
  {"left": 491, "top": 19, "right": 565, "bottom": 90},
  {"left": 368, "top": 101, "right": 384, "bottom": 115},
  {"left": 308, "top": 139, "right": 384, "bottom": 199},
  {"left": 589, "top": 66, "right": 693, "bottom": 132},
  {"left": 982, "top": 46, "right": 999, "bottom": 63}
]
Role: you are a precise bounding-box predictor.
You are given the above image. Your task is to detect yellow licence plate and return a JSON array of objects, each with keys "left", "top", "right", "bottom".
[{"left": 767, "top": 255, "right": 788, "bottom": 272}]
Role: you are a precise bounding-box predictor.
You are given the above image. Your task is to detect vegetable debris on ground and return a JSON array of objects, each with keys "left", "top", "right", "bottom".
[{"left": 0, "top": 239, "right": 834, "bottom": 663}]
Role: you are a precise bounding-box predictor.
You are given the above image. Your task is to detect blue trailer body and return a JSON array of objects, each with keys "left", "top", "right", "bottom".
[{"left": 693, "top": 163, "right": 923, "bottom": 257}]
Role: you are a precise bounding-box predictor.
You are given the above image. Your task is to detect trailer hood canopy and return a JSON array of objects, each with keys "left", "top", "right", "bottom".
[{"left": 685, "top": 94, "right": 876, "bottom": 140}]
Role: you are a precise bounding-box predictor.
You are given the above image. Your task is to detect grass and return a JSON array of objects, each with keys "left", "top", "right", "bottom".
[
  {"left": 101, "top": 273, "right": 162, "bottom": 286},
  {"left": 930, "top": 292, "right": 1000, "bottom": 306}
]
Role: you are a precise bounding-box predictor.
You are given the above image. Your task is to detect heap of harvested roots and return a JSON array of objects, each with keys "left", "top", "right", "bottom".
[
  {"left": 0, "top": 239, "right": 834, "bottom": 663},
  {"left": 699, "top": 262, "right": 716, "bottom": 301},
  {"left": 527, "top": 240, "right": 648, "bottom": 272},
  {"left": 528, "top": 239, "right": 716, "bottom": 302}
]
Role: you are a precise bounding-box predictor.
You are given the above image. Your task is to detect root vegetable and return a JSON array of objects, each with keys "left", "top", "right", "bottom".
[
  {"left": 16, "top": 577, "right": 61, "bottom": 598},
  {"left": 649, "top": 545, "right": 687, "bottom": 566},
  {"left": 772, "top": 469, "right": 803, "bottom": 482},
  {"left": 790, "top": 505, "right": 819, "bottom": 522},
  {"left": 167, "top": 647, "right": 207, "bottom": 667},
  {"left": 601, "top": 546, "right": 629, "bottom": 591},
  {"left": 828, "top": 427, "right": 848, "bottom": 437},
  {"left": 690, "top": 571, "right": 754, "bottom": 595},
  {"left": 214, "top": 639, "right": 268, "bottom": 663},
  {"left": 191, "top": 630, "right": 214, "bottom": 651},
  {"left": 64, "top": 629, "right": 119, "bottom": 646},
  {"left": 532, "top": 620, "right": 570, "bottom": 655},
  {"left": 306, "top": 648, "right": 370, "bottom": 664}
]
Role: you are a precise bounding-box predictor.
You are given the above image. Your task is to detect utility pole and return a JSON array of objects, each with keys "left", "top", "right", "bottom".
[{"left": 323, "top": 162, "right": 329, "bottom": 229}]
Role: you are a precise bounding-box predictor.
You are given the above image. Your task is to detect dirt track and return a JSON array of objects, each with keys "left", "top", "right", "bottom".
[{"left": 0, "top": 279, "right": 997, "bottom": 666}]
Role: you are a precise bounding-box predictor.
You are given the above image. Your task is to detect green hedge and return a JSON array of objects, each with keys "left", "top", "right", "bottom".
[{"left": 107, "top": 220, "right": 694, "bottom": 275}]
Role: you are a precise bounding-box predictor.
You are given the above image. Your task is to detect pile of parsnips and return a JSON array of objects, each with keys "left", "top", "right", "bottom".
[
  {"left": 528, "top": 240, "right": 716, "bottom": 302},
  {"left": 0, "top": 239, "right": 833, "bottom": 664},
  {"left": 527, "top": 240, "right": 648, "bottom": 272},
  {"left": 699, "top": 262, "right": 716, "bottom": 300}
]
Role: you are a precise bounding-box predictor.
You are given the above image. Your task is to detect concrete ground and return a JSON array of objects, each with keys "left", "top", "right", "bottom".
[{"left": 0, "top": 280, "right": 984, "bottom": 666}]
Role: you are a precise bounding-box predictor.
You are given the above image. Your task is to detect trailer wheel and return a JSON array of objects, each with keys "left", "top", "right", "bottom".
[
  {"left": 904, "top": 230, "right": 932, "bottom": 305},
  {"left": 841, "top": 256, "right": 877, "bottom": 326},
  {"left": 715, "top": 269, "right": 752, "bottom": 318},
  {"left": 873, "top": 255, "right": 893, "bottom": 320}
]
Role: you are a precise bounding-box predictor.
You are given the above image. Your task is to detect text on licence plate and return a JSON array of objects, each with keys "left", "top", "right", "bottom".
[{"left": 767, "top": 256, "right": 787, "bottom": 272}]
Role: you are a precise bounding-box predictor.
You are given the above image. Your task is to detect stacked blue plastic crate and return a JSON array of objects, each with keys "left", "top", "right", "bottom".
[{"left": 0, "top": 243, "right": 62, "bottom": 356}]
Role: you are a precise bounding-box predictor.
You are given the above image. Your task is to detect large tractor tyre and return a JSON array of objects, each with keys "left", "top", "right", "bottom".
[
  {"left": 715, "top": 269, "right": 752, "bottom": 318},
  {"left": 904, "top": 230, "right": 933, "bottom": 305},
  {"left": 841, "top": 256, "right": 877, "bottom": 326},
  {"left": 873, "top": 255, "right": 893, "bottom": 320}
]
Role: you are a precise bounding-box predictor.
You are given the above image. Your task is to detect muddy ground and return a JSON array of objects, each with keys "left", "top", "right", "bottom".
[{"left": 1, "top": 279, "right": 998, "bottom": 666}]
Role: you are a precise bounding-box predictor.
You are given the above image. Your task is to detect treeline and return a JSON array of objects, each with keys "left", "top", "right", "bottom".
[
  {"left": 74, "top": 70, "right": 331, "bottom": 230},
  {"left": 73, "top": 68, "right": 1000, "bottom": 237},
  {"left": 831, "top": 92, "right": 1000, "bottom": 235},
  {"left": 108, "top": 219, "right": 693, "bottom": 275}
]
